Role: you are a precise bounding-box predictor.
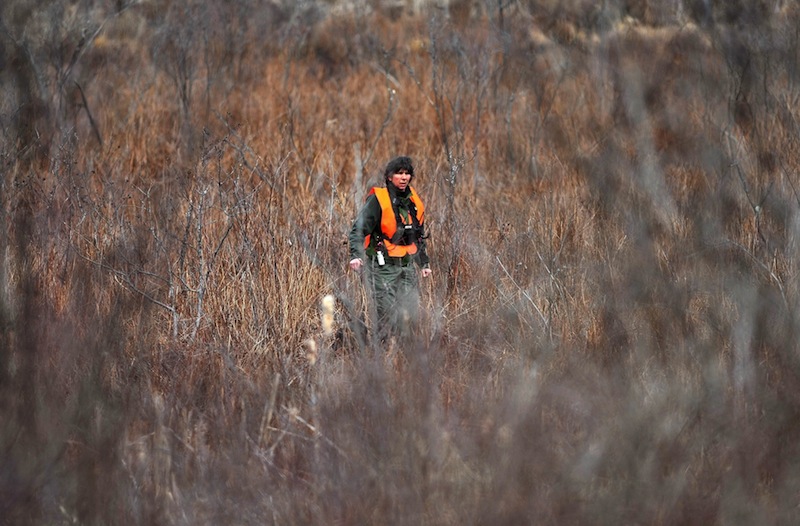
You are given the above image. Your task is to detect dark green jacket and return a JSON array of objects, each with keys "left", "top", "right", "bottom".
[{"left": 348, "top": 183, "right": 430, "bottom": 268}]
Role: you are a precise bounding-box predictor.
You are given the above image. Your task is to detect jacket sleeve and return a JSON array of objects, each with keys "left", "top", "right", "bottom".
[
  {"left": 416, "top": 222, "right": 430, "bottom": 269},
  {"left": 348, "top": 195, "right": 381, "bottom": 261}
]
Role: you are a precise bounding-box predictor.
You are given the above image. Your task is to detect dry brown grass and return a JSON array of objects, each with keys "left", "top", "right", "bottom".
[{"left": 3, "top": 1, "right": 800, "bottom": 524}]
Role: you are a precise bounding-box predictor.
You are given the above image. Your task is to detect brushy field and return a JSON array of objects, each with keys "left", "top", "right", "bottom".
[{"left": 3, "top": 0, "right": 800, "bottom": 524}]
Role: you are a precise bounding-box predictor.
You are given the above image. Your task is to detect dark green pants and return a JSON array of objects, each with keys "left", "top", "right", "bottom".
[{"left": 366, "top": 261, "right": 420, "bottom": 340}]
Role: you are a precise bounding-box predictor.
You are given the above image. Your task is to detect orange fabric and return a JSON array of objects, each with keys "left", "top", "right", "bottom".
[{"left": 364, "top": 186, "right": 425, "bottom": 257}]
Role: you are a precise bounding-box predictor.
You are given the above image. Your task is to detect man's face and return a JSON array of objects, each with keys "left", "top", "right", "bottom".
[{"left": 389, "top": 170, "right": 411, "bottom": 191}]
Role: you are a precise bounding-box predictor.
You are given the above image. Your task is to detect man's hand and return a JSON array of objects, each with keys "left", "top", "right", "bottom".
[
  {"left": 349, "top": 258, "right": 364, "bottom": 272},
  {"left": 421, "top": 268, "right": 432, "bottom": 278}
]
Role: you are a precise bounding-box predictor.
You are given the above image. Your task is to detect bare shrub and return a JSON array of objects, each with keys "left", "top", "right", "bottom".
[{"left": 4, "top": 1, "right": 800, "bottom": 524}]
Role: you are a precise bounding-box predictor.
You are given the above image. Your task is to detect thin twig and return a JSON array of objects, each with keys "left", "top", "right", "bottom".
[
  {"left": 73, "top": 81, "right": 103, "bottom": 146},
  {"left": 258, "top": 374, "right": 281, "bottom": 448},
  {"left": 496, "top": 255, "right": 549, "bottom": 328}
]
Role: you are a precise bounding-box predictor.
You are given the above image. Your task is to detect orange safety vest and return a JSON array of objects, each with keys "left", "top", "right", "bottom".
[{"left": 364, "top": 186, "right": 425, "bottom": 258}]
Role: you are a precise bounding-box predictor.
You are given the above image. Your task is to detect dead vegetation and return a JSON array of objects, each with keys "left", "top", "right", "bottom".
[{"left": 2, "top": 0, "right": 800, "bottom": 524}]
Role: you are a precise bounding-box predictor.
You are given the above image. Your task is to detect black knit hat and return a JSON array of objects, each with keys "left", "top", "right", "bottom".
[{"left": 383, "top": 156, "right": 414, "bottom": 181}]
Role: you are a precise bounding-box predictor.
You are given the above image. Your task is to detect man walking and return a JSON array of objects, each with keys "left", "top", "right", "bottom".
[{"left": 348, "top": 156, "right": 432, "bottom": 341}]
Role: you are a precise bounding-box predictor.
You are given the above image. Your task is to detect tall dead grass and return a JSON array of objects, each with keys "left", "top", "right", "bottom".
[{"left": 3, "top": 1, "right": 800, "bottom": 524}]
